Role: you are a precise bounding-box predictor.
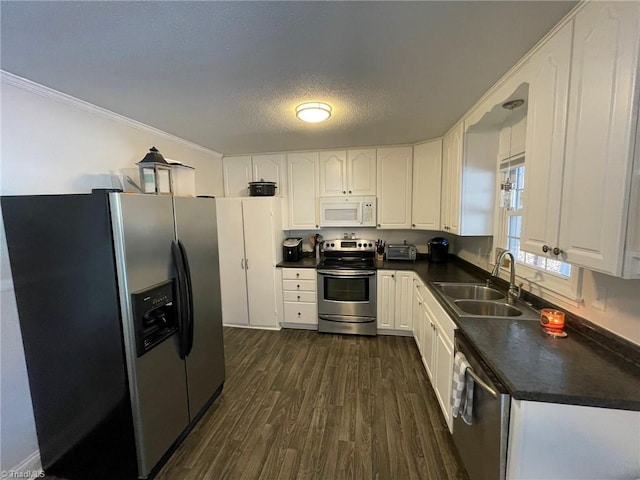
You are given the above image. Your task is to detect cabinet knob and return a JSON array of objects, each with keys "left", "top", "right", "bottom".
[
  {"left": 316, "top": 225, "right": 319, "bottom": 228},
  {"left": 343, "top": 190, "right": 346, "bottom": 194},
  {"left": 297, "top": 312, "right": 301, "bottom": 316},
  {"left": 297, "top": 284, "right": 300, "bottom": 289},
  {"left": 377, "top": 224, "right": 381, "bottom": 227},
  {"left": 552, "top": 247, "right": 563, "bottom": 255},
  {"left": 391, "top": 274, "right": 395, "bottom": 278},
  {"left": 297, "top": 295, "right": 300, "bottom": 300},
  {"left": 412, "top": 223, "right": 416, "bottom": 227},
  {"left": 542, "top": 245, "right": 550, "bottom": 253},
  {"left": 348, "top": 190, "right": 352, "bottom": 194},
  {"left": 296, "top": 273, "right": 300, "bottom": 278}
]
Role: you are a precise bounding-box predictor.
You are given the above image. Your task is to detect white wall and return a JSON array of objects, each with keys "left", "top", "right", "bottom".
[
  {"left": 455, "top": 236, "right": 640, "bottom": 346},
  {"left": 0, "top": 72, "right": 224, "bottom": 472}
]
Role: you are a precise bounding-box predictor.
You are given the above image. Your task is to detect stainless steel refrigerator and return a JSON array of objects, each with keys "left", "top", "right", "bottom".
[{"left": 2, "top": 191, "right": 225, "bottom": 479}]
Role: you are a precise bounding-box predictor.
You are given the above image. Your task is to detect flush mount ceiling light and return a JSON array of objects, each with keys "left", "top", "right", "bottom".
[{"left": 295, "top": 102, "right": 332, "bottom": 123}]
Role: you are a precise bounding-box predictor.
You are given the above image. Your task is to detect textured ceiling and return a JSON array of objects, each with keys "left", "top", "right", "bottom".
[{"left": 0, "top": 1, "right": 577, "bottom": 155}]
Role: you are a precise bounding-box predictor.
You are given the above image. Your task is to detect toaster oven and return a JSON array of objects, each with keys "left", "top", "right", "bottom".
[{"left": 386, "top": 244, "right": 417, "bottom": 261}]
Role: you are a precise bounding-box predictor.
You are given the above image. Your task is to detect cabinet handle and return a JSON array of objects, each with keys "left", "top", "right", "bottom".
[
  {"left": 552, "top": 247, "right": 563, "bottom": 256},
  {"left": 240, "top": 258, "right": 245, "bottom": 269},
  {"left": 245, "top": 259, "right": 249, "bottom": 269},
  {"left": 542, "top": 245, "right": 550, "bottom": 253}
]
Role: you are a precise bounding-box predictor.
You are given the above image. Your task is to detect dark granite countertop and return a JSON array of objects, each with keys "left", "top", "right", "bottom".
[
  {"left": 276, "top": 256, "right": 319, "bottom": 269},
  {"left": 275, "top": 255, "right": 640, "bottom": 411}
]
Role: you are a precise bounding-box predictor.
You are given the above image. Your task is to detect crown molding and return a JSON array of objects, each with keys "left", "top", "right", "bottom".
[{"left": 1, "top": 70, "right": 223, "bottom": 157}]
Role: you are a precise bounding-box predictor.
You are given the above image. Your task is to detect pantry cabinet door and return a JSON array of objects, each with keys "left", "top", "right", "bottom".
[
  {"left": 559, "top": 1, "right": 640, "bottom": 274},
  {"left": 216, "top": 198, "right": 249, "bottom": 326},
  {"left": 394, "top": 272, "right": 414, "bottom": 331}
]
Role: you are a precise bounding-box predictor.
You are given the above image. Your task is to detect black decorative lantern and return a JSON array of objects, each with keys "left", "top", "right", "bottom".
[{"left": 137, "top": 147, "right": 172, "bottom": 194}]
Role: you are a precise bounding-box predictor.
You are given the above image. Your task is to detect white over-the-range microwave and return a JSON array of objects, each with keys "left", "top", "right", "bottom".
[{"left": 319, "top": 196, "right": 376, "bottom": 227}]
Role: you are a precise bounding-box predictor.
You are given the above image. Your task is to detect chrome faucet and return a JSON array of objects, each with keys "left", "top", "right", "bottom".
[{"left": 491, "top": 250, "right": 521, "bottom": 304}]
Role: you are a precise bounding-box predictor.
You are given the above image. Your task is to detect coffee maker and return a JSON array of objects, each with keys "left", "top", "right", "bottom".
[
  {"left": 427, "top": 237, "right": 449, "bottom": 263},
  {"left": 283, "top": 238, "right": 303, "bottom": 262}
]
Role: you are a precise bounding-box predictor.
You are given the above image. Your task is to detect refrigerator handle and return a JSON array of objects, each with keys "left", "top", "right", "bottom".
[
  {"left": 178, "top": 240, "right": 195, "bottom": 357},
  {"left": 171, "top": 240, "right": 190, "bottom": 359}
]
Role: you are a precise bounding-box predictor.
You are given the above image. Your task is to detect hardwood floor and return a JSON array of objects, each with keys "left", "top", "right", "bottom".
[{"left": 156, "top": 327, "right": 469, "bottom": 480}]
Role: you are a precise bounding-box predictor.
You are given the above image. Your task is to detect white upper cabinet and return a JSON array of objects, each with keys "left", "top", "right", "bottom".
[
  {"left": 287, "top": 152, "right": 319, "bottom": 229},
  {"left": 412, "top": 139, "right": 442, "bottom": 230},
  {"left": 222, "top": 156, "right": 252, "bottom": 197},
  {"left": 347, "top": 149, "right": 376, "bottom": 196},
  {"left": 319, "top": 149, "right": 376, "bottom": 196},
  {"left": 377, "top": 146, "right": 413, "bottom": 229},
  {"left": 522, "top": 1, "right": 640, "bottom": 277},
  {"left": 440, "top": 123, "right": 463, "bottom": 234},
  {"left": 319, "top": 150, "right": 347, "bottom": 196},
  {"left": 520, "top": 21, "right": 572, "bottom": 262},
  {"left": 223, "top": 154, "right": 287, "bottom": 198},
  {"left": 253, "top": 153, "right": 287, "bottom": 193}
]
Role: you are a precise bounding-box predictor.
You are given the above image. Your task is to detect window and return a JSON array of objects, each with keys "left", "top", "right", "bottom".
[
  {"left": 501, "top": 163, "right": 571, "bottom": 278},
  {"left": 494, "top": 157, "right": 582, "bottom": 305}
]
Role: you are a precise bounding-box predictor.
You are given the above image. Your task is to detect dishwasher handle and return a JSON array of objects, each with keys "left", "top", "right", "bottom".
[{"left": 465, "top": 367, "right": 498, "bottom": 399}]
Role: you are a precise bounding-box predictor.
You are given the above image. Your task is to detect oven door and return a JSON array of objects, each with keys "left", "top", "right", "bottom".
[{"left": 317, "top": 269, "right": 376, "bottom": 318}]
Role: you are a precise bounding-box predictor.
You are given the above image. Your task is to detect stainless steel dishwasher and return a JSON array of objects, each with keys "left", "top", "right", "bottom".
[{"left": 453, "top": 331, "right": 511, "bottom": 480}]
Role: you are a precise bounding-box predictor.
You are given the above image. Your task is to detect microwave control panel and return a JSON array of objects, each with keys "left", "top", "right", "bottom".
[{"left": 362, "top": 202, "right": 375, "bottom": 223}]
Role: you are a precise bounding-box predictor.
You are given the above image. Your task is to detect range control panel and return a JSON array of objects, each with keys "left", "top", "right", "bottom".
[{"left": 321, "top": 239, "right": 376, "bottom": 253}]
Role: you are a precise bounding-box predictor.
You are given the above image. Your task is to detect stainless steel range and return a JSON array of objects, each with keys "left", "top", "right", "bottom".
[{"left": 317, "top": 238, "right": 377, "bottom": 336}]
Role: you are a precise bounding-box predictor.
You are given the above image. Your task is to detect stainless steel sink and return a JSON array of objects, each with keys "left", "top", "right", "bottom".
[
  {"left": 435, "top": 283, "right": 505, "bottom": 301},
  {"left": 454, "top": 299, "right": 523, "bottom": 317},
  {"left": 431, "top": 282, "right": 540, "bottom": 320}
]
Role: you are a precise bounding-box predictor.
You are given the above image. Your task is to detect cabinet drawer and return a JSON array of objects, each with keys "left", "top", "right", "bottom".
[
  {"left": 282, "top": 279, "right": 316, "bottom": 292},
  {"left": 282, "top": 268, "right": 316, "bottom": 280},
  {"left": 284, "top": 302, "right": 318, "bottom": 325},
  {"left": 283, "top": 291, "right": 317, "bottom": 303}
]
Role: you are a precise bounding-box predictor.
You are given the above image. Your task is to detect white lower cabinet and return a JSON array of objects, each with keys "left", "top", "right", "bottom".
[
  {"left": 281, "top": 268, "right": 317, "bottom": 327},
  {"left": 377, "top": 270, "right": 413, "bottom": 332},
  {"left": 413, "top": 276, "right": 456, "bottom": 431},
  {"left": 217, "top": 197, "right": 284, "bottom": 328}
]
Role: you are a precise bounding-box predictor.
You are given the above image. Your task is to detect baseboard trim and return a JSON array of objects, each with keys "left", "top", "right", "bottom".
[{"left": 8, "top": 449, "right": 42, "bottom": 477}]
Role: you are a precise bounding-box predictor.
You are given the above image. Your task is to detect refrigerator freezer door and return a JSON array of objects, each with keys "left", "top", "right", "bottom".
[
  {"left": 173, "top": 197, "right": 226, "bottom": 419},
  {"left": 1, "top": 194, "right": 130, "bottom": 470},
  {"left": 110, "top": 193, "right": 189, "bottom": 478}
]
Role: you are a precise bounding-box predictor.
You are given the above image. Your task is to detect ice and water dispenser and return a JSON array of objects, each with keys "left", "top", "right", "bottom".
[{"left": 131, "top": 280, "right": 178, "bottom": 357}]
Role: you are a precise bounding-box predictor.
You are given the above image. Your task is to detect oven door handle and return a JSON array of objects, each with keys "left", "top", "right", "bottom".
[
  {"left": 317, "top": 270, "right": 377, "bottom": 277},
  {"left": 465, "top": 367, "right": 498, "bottom": 399}
]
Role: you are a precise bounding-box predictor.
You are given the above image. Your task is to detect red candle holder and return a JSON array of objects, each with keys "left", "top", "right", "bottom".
[{"left": 540, "top": 308, "right": 567, "bottom": 337}]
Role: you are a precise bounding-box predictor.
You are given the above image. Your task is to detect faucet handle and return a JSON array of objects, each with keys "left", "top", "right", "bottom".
[{"left": 485, "top": 278, "right": 492, "bottom": 287}]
